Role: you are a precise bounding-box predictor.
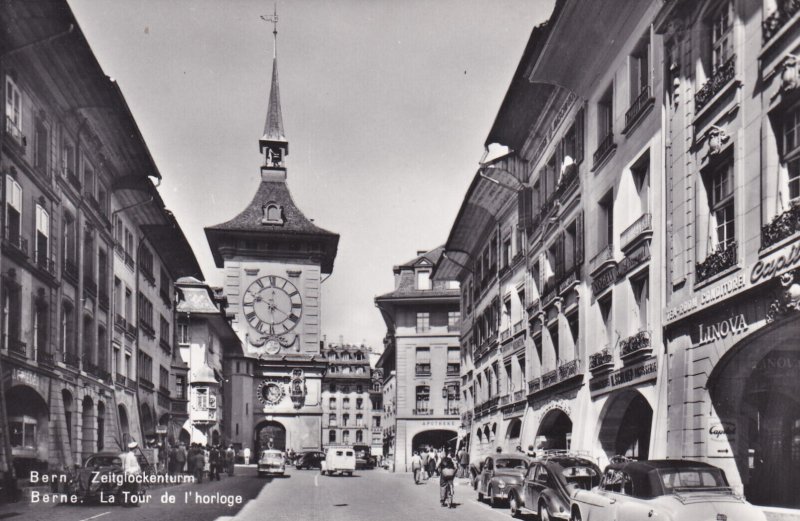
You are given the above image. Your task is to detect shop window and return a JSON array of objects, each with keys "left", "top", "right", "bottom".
[
  {"left": 9, "top": 416, "right": 36, "bottom": 448},
  {"left": 5, "top": 175, "right": 21, "bottom": 244},
  {"left": 416, "top": 312, "right": 430, "bottom": 333}
]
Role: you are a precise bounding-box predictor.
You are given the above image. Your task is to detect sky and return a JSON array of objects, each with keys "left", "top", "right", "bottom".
[{"left": 67, "top": 0, "right": 556, "bottom": 352}]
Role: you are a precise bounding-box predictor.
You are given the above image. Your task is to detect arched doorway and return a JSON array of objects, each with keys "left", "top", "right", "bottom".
[
  {"left": 255, "top": 420, "right": 286, "bottom": 453},
  {"left": 81, "top": 396, "right": 95, "bottom": 461},
  {"left": 179, "top": 428, "right": 191, "bottom": 446},
  {"left": 411, "top": 429, "right": 457, "bottom": 454},
  {"left": 506, "top": 418, "right": 522, "bottom": 447},
  {"left": 535, "top": 409, "right": 572, "bottom": 450},
  {"left": 597, "top": 390, "right": 652, "bottom": 460},
  {"left": 118, "top": 405, "right": 130, "bottom": 446},
  {"left": 708, "top": 317, "right": 800, "bottom": 509},
  {"left": 6, "top": 385, "right": 49, "bottom": 478}
]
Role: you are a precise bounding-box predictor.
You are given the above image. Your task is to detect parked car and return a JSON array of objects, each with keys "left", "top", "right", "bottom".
[
  {"left": 69, "top": 452, "right": 126, "bottom": 502},
  {"left": 509, "top": 453, "right": 601, "bottom": 520},
  {"left": 352, "top": 444, "right": 376, "bottom": 469},
  {"left": 257, "top": 449, "right": 286, "bottom": 477},
  {"left": 570, "top": 459, "right": 768, "bottom": 521},
  {"left": 294, "top": 450, "right": 325, "bottom": 470},
  {"left": 475, "top": 453, "right": 530, "bottom": 507},
  {"left": 321, "top": 446, "right": 356, "bottom": 476}
]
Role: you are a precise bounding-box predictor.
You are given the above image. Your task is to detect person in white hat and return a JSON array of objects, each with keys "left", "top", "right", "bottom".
[{"left": 120, "top": 441, "right": 142, "bottom": 506}]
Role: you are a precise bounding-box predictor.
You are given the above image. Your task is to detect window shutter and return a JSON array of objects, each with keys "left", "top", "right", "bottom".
[
  {"left": 517, "top": 186, "right": 533, "bottom": 230},
  {"left": 576, "top": 210, "right": 585, "bottom": 265},
  {"left": 557, "top": 231, "right": 566, "bottom": 278},
  {"left": 575, "top": 107, "right": 585, "bottom": 164}
]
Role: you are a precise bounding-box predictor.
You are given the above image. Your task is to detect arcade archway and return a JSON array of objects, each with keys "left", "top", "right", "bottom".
[
  {"left": 535, "top": 409, "right": 572, "bottom": 450},
  {"left": 708, "top": 315, "right": 800, "bottom": 508},
  {"left": 597, "top": 390, "right": 652, "bottom": 460},
  {"left": 412, "top": 429, "right": 458, "bottom": 454},
  {"left": 255, "top": 420, "right": 286, "bottom": 453},
  {"left": 6, "top": 385, "right": 50, "bottom": 478}
]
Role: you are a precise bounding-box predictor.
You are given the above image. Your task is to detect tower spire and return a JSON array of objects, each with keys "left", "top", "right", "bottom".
[{"left": 260, "top": 5, "right": 287, "bottom": 173}]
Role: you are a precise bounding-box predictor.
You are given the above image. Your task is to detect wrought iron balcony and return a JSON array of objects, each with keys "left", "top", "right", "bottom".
[
  {"left": 620, "top": 330, "right": 652, "bottom": 359},
  {"left": 35, "top": 253, "right": 56, "bottom": 277},
  {"left": 413, "top": 408, "right": 434, "bottom": 416},
  {"left": 696, "top": 241, "right": 737, "bottom": 283},
  {"left": 63, "top": 351, "right": 81, "bottom": 368},
  {"left": 620, "top": 213, "right": 653, "bottom": 252},
  {"left": 763, "top": 0, "right": 800, "bottom": 43},
  {"left": 116, "top": 373, "right": 127, "bottom": 387},
  {"left": 528, "top": 377, "right": 541, "bottom": 393},
  {"left": 762, "top": 203, "right": 800, "bottom": 250},
  {"left": 529, "top": 359, "right": 584, "bottom": 394},
  {"left": 695, "top": 55, "right": 736, "bottom": 112},
  {"left": 7, "top": 337, "right": 27, "bottom": 357},
  {"left": 139, "top": 376, "right": 155, "bottom": 390},
  {"left": 37, "top": 348, "right": 55, "bottom": 367},
  {"left": 593, "top": 132, "right": 616, "bottom": 168},
  {"left": 445, "top": 407, "right": 460, "bottom": 415},
  {"left": 624, "top": 86, "right": 654, "bottom": 132},
  {"left": 589, "top": 349, "right": 614, "bottom": 371},
  {"left": 3, "top": 228, "right": 28, "bottom": 258},
  {"left": 5, "top": 116, "right": 26, "bottom": 148},
  {"left": 124, "top": 251, "right": 134, "bottom": 268}
]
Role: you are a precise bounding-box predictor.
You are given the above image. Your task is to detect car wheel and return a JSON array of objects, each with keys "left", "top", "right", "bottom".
[
  {"left": 570, "top": 507, "right": 582, "bottom": 521},
  {"left": 487, "top": 486, "right": 496, "bottom": 508},
  {"left": 509, "top": 492, "right": 521, "bottom": 518},
  {"left": 539, "top": 502, "right": 552, "bottom": 521},
  {"left": 477, "top": 489, "right": 484, "bottom": 502}
]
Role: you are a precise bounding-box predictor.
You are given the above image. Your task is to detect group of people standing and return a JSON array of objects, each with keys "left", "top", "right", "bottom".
[{"left": 166, "top": 443, "right": 236, "bottom": 483}]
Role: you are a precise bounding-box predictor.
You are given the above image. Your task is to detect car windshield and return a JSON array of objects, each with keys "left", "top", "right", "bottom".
[
  {"left": 561, "top": 466, "right": 600, "bottom": 491},
  {"left": 86, "top": 456, "right": 121, "bottom": 468},
  {"left": 657, "top": 468, "right": 729, "bottom": 493},
  {"left": 495, "top": 458, "right": 527, "bottom": 469},
  {"left": 262, "top": 452, "right": 282, "bottom": 460}
]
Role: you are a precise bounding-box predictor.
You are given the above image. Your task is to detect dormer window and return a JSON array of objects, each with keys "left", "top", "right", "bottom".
[
  {"left": 416, "top": 270, "right": 431, "bottom": 290},
  {"left": 262, "top": 203, "right": 284, "bottom": 225}
]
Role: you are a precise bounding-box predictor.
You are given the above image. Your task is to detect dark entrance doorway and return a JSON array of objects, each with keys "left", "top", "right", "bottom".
[
  {"left": 255, "top": 421, "right": 286, "bottom": 453},
  {"left": 535, "top": 409, "right": 572, "bottom": 450},
  {"left": 412, "top": 429, "right": 457, "bottom": 454},
  {"left": 598, "top": 390, "right": 652, "bottom": 460}
]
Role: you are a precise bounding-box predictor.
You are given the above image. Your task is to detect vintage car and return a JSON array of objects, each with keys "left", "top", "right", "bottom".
[
  {"left": 570, "top": 459, "right": 768, "bottom": 521},
  {"left": 475, "top": 453, "right": 530, "bottom": 507},
  {"left": 294, "top": 450, "right": 326, "bottom": 470},
  {"left": 257, "top": 449, "right": 286, "bottom": 477},
  {"left": 69, "top": 452, "right": 126, "bottom": 502},
  {"left": 352, "top": 444, "right": 376, "bottom": 470},
  {"left": 509, "top": 453, "right": 601, "bottom": 520},
  {"left": 321, "top": 446, "right": 356, "bottom": 476}
]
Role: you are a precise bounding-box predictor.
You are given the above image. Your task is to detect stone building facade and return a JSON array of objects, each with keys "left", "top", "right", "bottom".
[{"left": 375, "top": 247, "right": 461, "bottom": 471}]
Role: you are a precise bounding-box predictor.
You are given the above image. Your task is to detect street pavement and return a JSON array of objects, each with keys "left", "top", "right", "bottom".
[
  {"left": 0, "top": 466, "right": 266, "bottom": 521},
  {"left": 221, "top": 468, "right": 517, "bottom": 521}
]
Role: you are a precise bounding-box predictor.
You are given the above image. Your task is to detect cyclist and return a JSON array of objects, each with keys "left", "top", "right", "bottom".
[{"left": 438, "top": 451, "right": 457, "bottom": 507}]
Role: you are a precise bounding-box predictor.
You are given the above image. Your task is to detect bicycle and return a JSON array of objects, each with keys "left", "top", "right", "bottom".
[{"left": 443, "top": 479, "right": 455, "bottom": 508}]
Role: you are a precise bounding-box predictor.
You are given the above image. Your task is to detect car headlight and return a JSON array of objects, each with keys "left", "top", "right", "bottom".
[{"left": 496, "top": 480, "right": 506, "bottom": 489}]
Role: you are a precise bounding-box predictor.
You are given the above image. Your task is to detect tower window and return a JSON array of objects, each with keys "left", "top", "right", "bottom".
[{"left": 262, "top": 203, "right": 284, "bottom": 225}]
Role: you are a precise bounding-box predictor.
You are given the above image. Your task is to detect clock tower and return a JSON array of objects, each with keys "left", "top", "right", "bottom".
[{"left": 205, "top": 11, "right": 339, "bottom": 453}]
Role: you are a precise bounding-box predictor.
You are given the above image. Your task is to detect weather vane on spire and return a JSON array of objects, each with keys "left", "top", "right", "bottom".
[{"left": 260, "top": 4, "right": 279, "bottom": 58}]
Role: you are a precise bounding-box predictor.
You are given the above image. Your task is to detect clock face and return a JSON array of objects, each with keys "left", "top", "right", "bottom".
[
  {"left": 265, "top": 339, "right": 281, "bottom": 355},
  {"left": 259, "top": 381, "right": 284, "bottom": 405},
  {"left": 243, "top": 275, "right": 303, "bottom": 335}
]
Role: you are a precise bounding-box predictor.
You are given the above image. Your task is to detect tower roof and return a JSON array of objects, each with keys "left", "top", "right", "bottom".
[{"left": 262, "top": 57, "right": 286, "bottom": 142}]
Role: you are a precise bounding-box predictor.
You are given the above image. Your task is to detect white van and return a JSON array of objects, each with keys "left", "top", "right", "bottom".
[{"left": 321, "top": 446, "right": 356, "bottom": 476}]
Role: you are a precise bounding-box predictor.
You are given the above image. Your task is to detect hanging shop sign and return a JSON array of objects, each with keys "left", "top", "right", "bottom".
[
  {"left": 696, "top": 314, "right": 749, "bottom": 346},
  {"left": 589, "top": 357, "right": 658, "bottom": 398},
  {"left": 706, "top": 420, "right": 736, "bottom": 457}
]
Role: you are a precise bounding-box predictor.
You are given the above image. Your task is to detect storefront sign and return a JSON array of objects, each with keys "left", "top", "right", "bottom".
[
  {"left": 589, "top": 358, "right": 658, "bottom": 397},
  {"left": 511, "top": 336, "right": 525, "bottom": 352},
  {"left": 665, "top": 274, "right": 746, "bottom": 322},
  {"left": 751, "top": 239, "right": 800, "bottom": 284},
  {"left": 707, "top": 421, "right": 736, "bottom": 457},
  {"left": 591, "top": 267, "right": 617, "bottom": 294},
  {"left": 12, "top": 368, "right": 40, "bottom": 388},
  {"left": 696, "top": 314, "right": 749, "bottom": 346},
  {"left": 617, "top": 243, "right": 651, "bottom": 277},
  {"left": 421, "top": 420, "right": 457, "bottom": 428}
]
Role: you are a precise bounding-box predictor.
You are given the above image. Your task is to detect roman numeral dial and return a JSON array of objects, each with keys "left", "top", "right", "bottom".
[{"left": 242, "top": 275, "right": 303, "bottom": 334}]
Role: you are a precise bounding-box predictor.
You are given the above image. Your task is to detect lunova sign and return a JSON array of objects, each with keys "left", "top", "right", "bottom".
[{"left": 696, "top": 314, "right": 749, "bottom": 346}]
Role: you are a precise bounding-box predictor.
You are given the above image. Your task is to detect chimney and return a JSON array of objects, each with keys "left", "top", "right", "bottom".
[{"left": 416, "top": 250, "right": 426, "bottom": 256}]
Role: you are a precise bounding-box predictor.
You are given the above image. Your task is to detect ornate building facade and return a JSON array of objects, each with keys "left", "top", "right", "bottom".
[{"left": 207, "top": 25, "right": 339, "bottom": 455}]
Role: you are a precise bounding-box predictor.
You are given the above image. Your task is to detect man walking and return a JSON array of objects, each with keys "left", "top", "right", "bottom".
[
  {"left": 176, "top": 443, "right": 187, "bottom": 474},
  {"left": 192, "top": 445, "right": 206, "bottom": 483},
  {"left": 420, "top": 447, "right": 430, "bottom": 481},
  {"left": 225, "top": 445, "right": 236, "bottom": 476},
  {"left": 209, "top": 445, "right": 221, "bottom": 481},
  {"left": 120, "top": 441, "right": 142, "bottom": 507},
  {"left": 458, "top": 447, "right": 469, "bottom": 478},
  {"left": 410, "top": 451, "right": 423, "bottom": 484}
]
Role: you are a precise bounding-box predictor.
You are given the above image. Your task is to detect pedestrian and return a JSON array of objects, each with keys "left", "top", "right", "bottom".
[
  {"left": 410, "top": 451, "right": 422, "bottom": 484},
  {"left": 458, "top": 447, "right": 469, "bottom": 478},
  {"left": 176, "top": 443, "right": 187, "bottom": 474},
  {"left": 120, "top": 441, "right": 142, "bottom": 507},
  {"left": 203, "top": 445, "right": 211, "bottom": 479},
  {"left": 243, "top": 446, "right": 251, "bottom": 465},
  {"left": 192, "top": 445, "right": 205, "bottom": 483},
  {"left": 209, "top": 445, "right": 221, "bottom": 481},
  {"left": 437, "top": 451, "right": 457, "bottom": 507},
  {"left": 226, "top": 445, "right": 236, "bottom": 476},
  {"left": 158, "top": 442, "right": 167, "bottom": 474},
  {"left": 420, "top": 447, "right": 430, "bottom": 481},
  {"left": 426, "top": 450, "right": 437, "bottom": 479}
]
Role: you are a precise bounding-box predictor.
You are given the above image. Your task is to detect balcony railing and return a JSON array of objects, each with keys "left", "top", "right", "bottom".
[
  {"left": 500, "top": 328, "right": 512, "bottom": 343},
  {"left": 513, "top": 390, "right": 525, "bottom": 402},
  {"left": 763, "top": 0, "right": 800, "bottom": 42},
  {"left": 593, "top": 132, "right": 616, "bottom": 168},
  {"left": 620, "top": 213, "right": 653, "bottom": 252},
  {"left": 445, "top": 407, "right": 460, "bottom": 415},
  {"left": 695, "top": 54, "right": 736, "bottom": 112},
  {"left": 116, "top": 373, "right": 127, "bottom": 387},
  {"left": 5, "top": 116, "right": 26, "bottom": 147},
  {"left": 37, "top": 348, "right": 55, "bottom": 366},
  {"left": 115, "top": 314, "right": 127, "bottom": 331},
  {"left": 7, "top": 337, "right": 27, "bottom": 357},
  {"left": 761, "top": 203, "right": 800, "bottom": 250},
  {"left": 589, "top": 349, "right": 614, "bottom": 371},
  {"left": 63, "top": 351, "right": 81, "bottom": 368},
  {"left": 528, "top": 377, "right": 541, "bottom": 393},
  {"left": 696, "top": 241, "right": 737, "bottom": 284},
  {"left": 513, "top": 320, "right": 524, "bottom": 336},
  {"left": 126, "top": 322, "right": 138, "bottom": 338},
  {"left": 500, "top": 394, "right": 512, "bottom": 406},
  {"left": 541, "top": 369, "right": 559, "bottom": 388},
  {"left": 35, "top": 254, "right": 56, "bottom": 277},
  {"left": 624, "top": 86, "right": 654, "bottom": 131},
  {"left": 139, "top": 376, "right": 155, "bottom": 390},
  {"left": 413, "top": 408, "right": 434, "bottom": 416},
  {"left": 529, "top": 359, "right": 584, "bottom": 394},
  {"left": 589, "top": 244, "right": 616, "bottom": 275},
  {"left": 3, "top": 228, "right": 28, "bottom": 258},
  {"left": 620, "top": 330, "right": 652, "bottom": 359}
]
